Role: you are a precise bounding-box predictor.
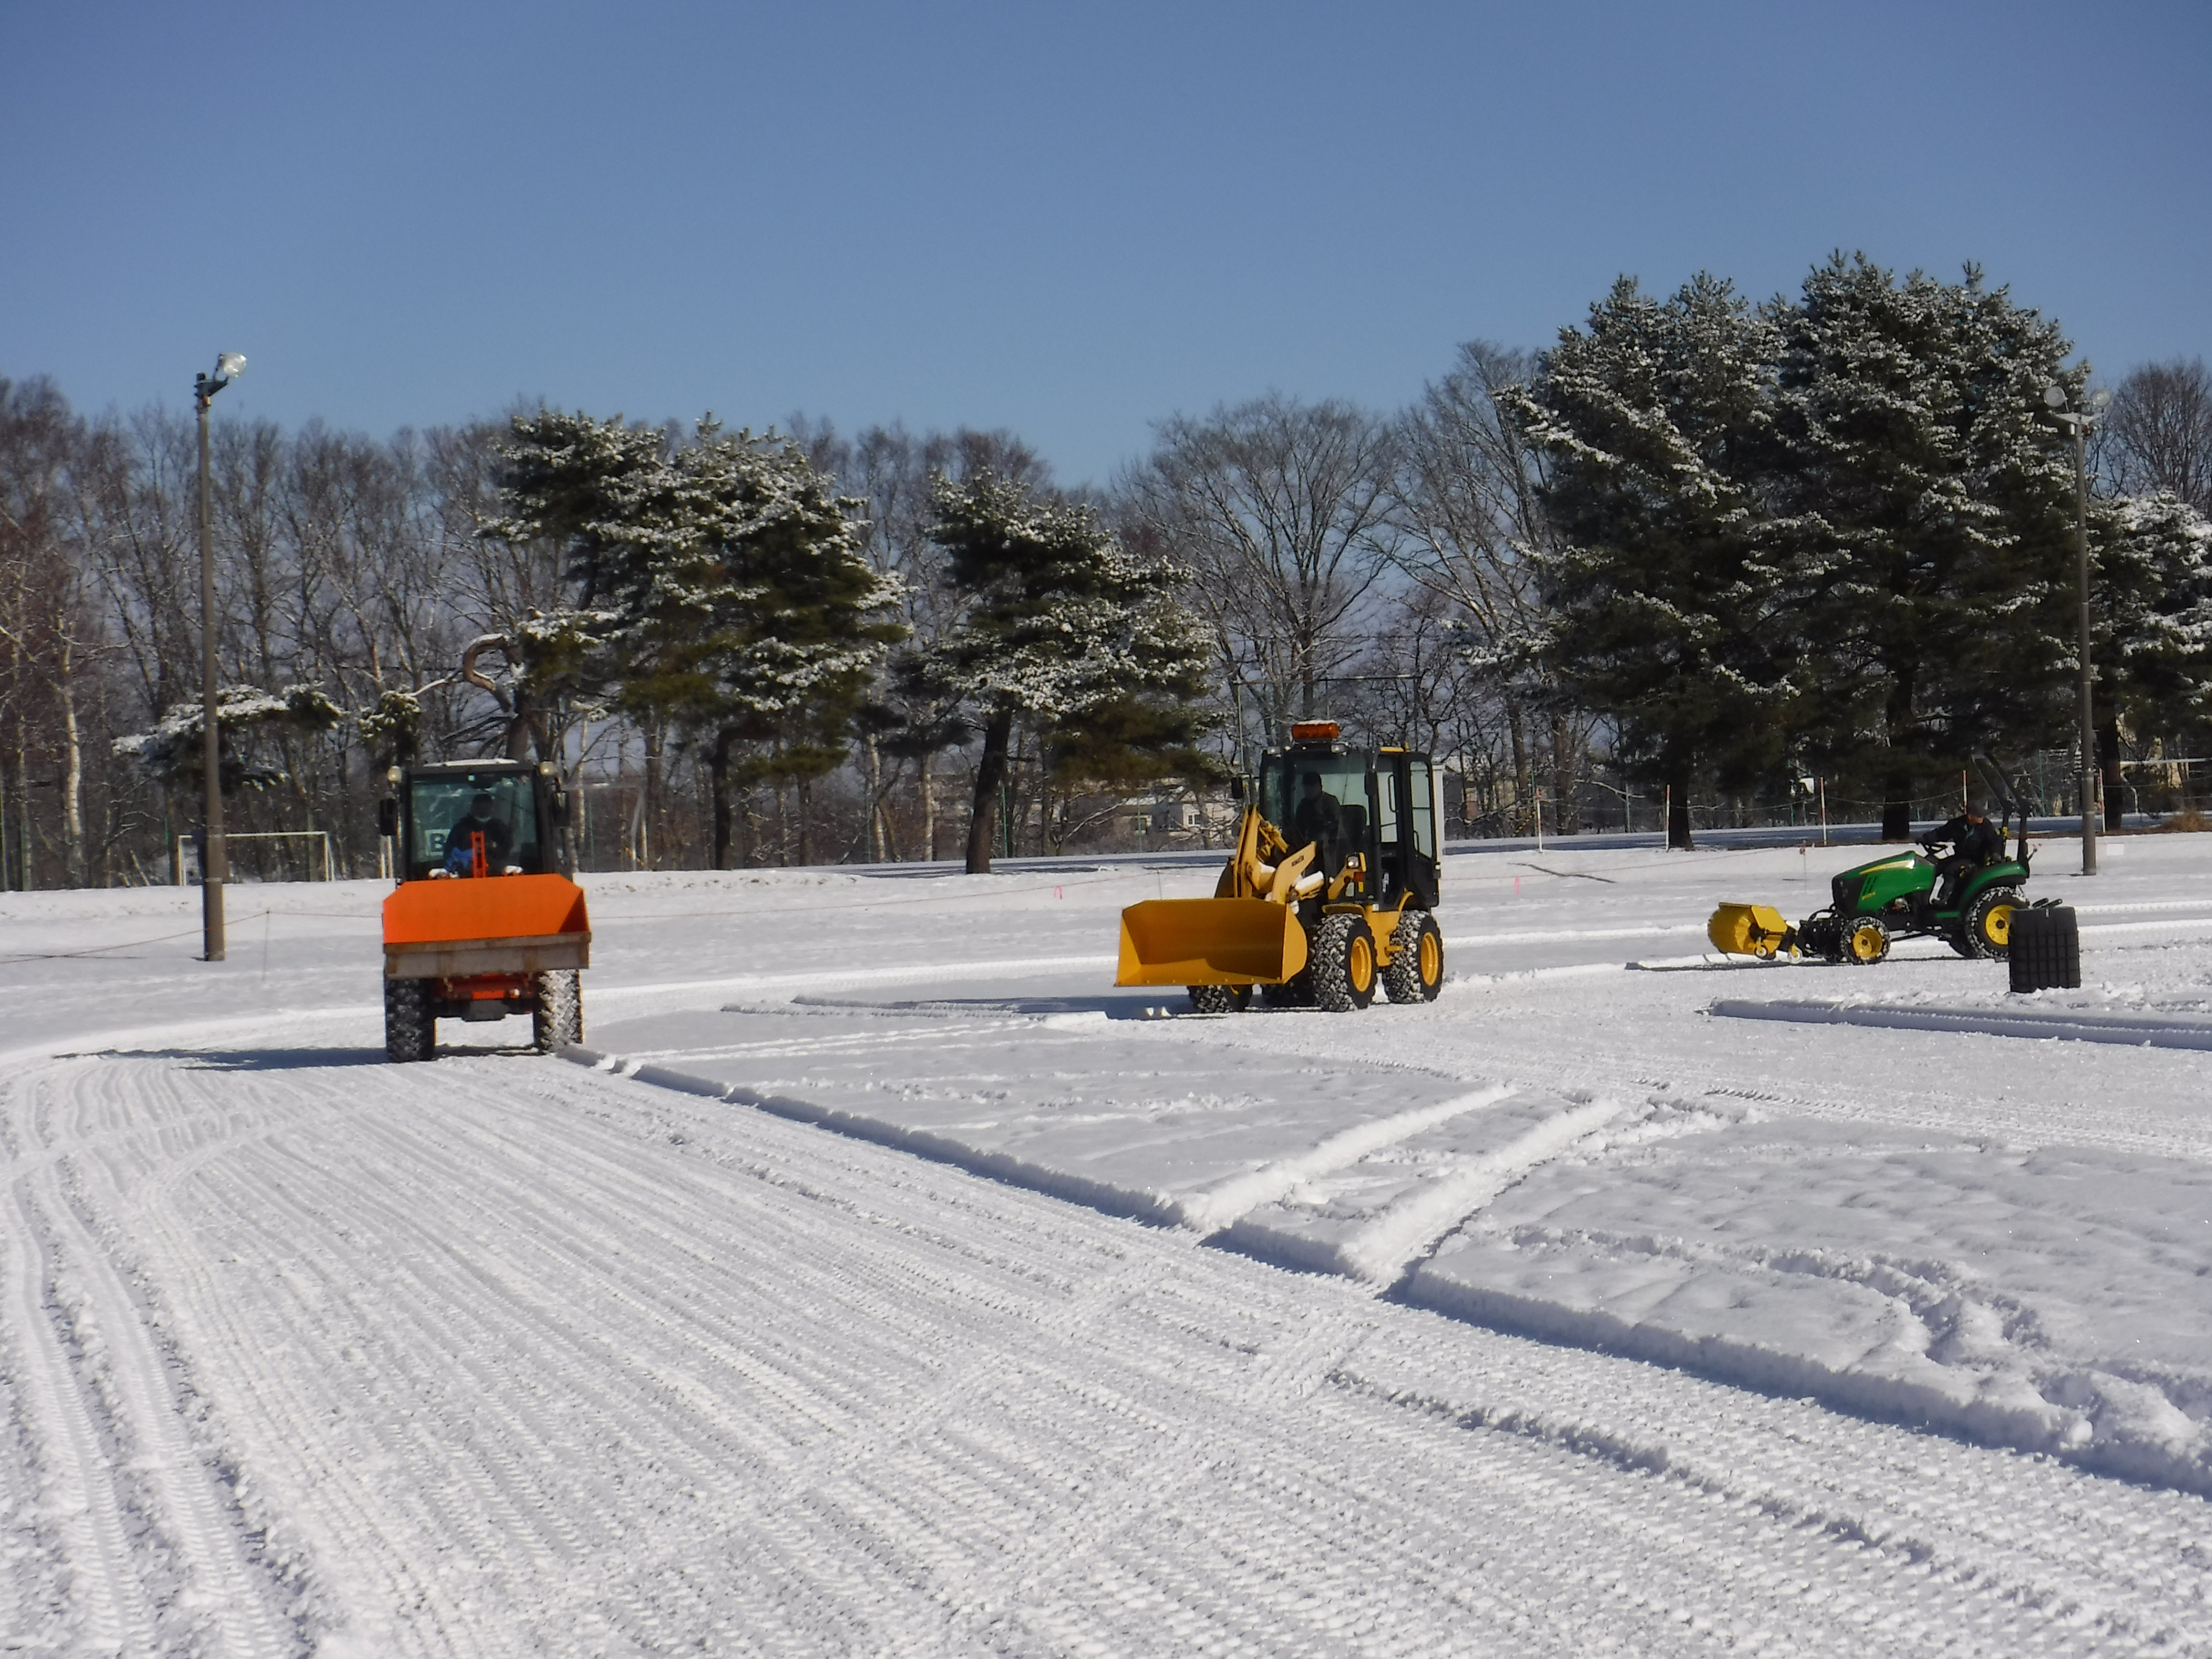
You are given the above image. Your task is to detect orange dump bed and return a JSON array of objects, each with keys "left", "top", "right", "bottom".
[{"left": 382, "top": 874, "right": 590, "bottom": 979}]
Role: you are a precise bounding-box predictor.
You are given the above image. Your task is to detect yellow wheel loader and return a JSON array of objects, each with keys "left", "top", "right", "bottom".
[{"left": 1117, "top": 723, "right": 1446, "bottom": 1013}]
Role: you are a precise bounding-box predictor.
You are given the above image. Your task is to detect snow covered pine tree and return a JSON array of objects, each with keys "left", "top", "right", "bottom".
[{"left": 922, "top": 472, "right": 1212, "bottom": 873}]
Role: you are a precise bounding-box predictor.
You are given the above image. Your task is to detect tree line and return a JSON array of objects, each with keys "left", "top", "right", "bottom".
[{"left": 2, "top": 252, "right": 2208, "bottom": 886}]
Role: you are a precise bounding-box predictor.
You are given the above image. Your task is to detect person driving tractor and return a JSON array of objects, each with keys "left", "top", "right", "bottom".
[
  {"left": 1924, "top": 797, "right": 2004, "bottom": 906},
  {"left": 1291, "top": 771, "right": 1344, "bottom": 876},
  {"left": 441, "top": 791, "right": 514, "bottom": 877}
]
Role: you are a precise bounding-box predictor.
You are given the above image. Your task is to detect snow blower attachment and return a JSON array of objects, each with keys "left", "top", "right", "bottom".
[
  {"left": 1116, "top": 726, "right": 1446, "bottom": 1013},
  {"left": 1706, "top": 903, "right": 1796, "bottom": 960},
  {"left": 377, "top": 759, "right": 589, "bottom": 1062},
  {"left": 1705, "top": 756, "right": 2041, "bottom": 967}
]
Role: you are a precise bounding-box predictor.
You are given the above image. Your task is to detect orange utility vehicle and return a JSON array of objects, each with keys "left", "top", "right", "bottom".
[{"left": 377, "top": 759, "right": 589, "bottom": 1062}]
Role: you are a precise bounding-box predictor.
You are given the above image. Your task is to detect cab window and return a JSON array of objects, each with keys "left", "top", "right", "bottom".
[
  {"left": 407, "top": 773, "right": 540, "bottom": 878},
  {"left": 1262, "top": 757, "right": 1371, "bottom": 849},
  {"left": 1407, "top": 760, "right": 1436, "bottom": 859}
]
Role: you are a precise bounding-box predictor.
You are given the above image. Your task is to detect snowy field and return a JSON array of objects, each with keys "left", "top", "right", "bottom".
[{"left": 5, "top": 831, "right": 2212, "bottom": 1654}]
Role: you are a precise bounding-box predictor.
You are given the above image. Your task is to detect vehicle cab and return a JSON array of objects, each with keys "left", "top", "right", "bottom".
[
  {"left": 1255, "top": 722, "right": 1441, "bottom": 912},
  {"left": 378, "top": 760, "right": 573, "bottom": 882}
]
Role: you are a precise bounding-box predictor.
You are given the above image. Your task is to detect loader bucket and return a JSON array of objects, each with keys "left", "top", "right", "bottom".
[
  {"left": 1116, "top": 898, "right": 1309, "bottom": 987},
  {"left": 1707, "top": 902, "right": 1795, "bottom": 959}
]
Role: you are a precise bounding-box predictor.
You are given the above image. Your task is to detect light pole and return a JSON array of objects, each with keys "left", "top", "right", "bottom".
[
  {"left": 2043, "top": 379, "right": 2111, "bottom": 876},
  {"left": 195, "top": 352, "right": 246, "bottom": 961}
]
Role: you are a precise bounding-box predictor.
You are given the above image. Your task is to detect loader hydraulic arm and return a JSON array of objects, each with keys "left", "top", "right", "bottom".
[{"left": 1215, "top": 806, "right": 1322, "bottom": 903}]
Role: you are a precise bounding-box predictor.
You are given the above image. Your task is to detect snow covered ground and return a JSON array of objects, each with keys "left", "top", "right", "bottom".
[{"left": 4, "top": 831, "right": 2212, "bottom": 1653}]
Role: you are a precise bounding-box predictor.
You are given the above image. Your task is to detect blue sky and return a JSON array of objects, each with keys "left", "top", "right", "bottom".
[{"left": 4, "top": 1, "right": 2205, "bottom": 486}]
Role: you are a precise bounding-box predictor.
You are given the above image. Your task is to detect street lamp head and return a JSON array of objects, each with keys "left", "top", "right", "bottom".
[
  {"left": 196, "top": 353, "right": 247, "bottom": 405},
  {"left": 2043, "top": 382, "right": 2068, "bottom": 409},
  {"left": 2090, "top": 386, "right": 2112, "bottom": 413}
]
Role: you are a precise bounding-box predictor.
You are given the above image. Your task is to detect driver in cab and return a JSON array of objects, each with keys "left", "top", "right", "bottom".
[
  {"left": 1291, "top": 771, "right": 1343, "bottom": 877},
  {"left": 438, "top": 792, "right": 516, "bottom": 877}
]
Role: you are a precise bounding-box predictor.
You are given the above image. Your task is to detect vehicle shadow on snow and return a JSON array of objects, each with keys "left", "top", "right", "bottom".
[
  {"left": 798, "top": 990, "right": 1168, "bottom": 1021},
  {"left": 95, "top": 1043, "right": 550, "bottom": 1071}
]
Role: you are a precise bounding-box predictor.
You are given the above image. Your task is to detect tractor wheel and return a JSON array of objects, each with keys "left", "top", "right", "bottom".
[
  {"left": 1188, "top": 984, "right": 1248, "bottom": 1015},
  {"left": 533, "top": 969, "right": 583, "bottom": 1051},
  {"left": 1260, "top": 977, "right": 1311, "bottom": 1009},
  {"left": 384, "top": 978, "right": 434, "bottom": 1063},
  {"left": 1839, "top": 915, "right": 1892, "bottom": 966},
  {"left": 1960, "top": 889, "right": 2018, "bottom": 961},
  {"left": 1310, "top": 914, "right": 1380, "bottom": 1012},
  {"left": 1382, "top": 911, "right": 1445, "bottom": 1004}
]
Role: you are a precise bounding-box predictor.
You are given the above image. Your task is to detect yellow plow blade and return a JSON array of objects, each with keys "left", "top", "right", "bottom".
[
  {"left": 1116, "top": 899, "right": 1309, "bottom": 987},
  {"left": 1707, "top": 902, "right": 1795, "bottom": 959}
]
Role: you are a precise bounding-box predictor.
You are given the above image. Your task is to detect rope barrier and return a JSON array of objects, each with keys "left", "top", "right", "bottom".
[{"left": 0, "top": 909, "right": 277, "bottom": 963}]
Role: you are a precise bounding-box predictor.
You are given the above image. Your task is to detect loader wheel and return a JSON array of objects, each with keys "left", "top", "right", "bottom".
[
  {"left": 1960, "top": 890, "right": 2017, "bottom": 962},
  {"left": 1839, "top": 915, "right": 1891, "bottom": 966},
  {"left": 1310, "top": 914, "right": 1379, "bottom": 1012},
  {"left": 384, "top": 978, "right": 434, "bottom": 1063},
  {"left": 1383, "top": 911, "right": 1445, "bottom": 1004},
  {"left": 1261, "top": 976, "right": 1312, "bottom": 1009},
  {"left": 533, "top": 969, "right": 583, "bottom": 1051}
]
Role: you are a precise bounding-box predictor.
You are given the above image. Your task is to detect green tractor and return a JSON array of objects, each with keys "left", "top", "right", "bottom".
[{"left": 1708, "top": 757, "right": 2040, "bottom": 966}]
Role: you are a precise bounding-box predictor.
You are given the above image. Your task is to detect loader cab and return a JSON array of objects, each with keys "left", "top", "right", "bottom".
[
  {"left": 1259, "top": 727, "right": 1441, "bottom": 911},
  {"left": 379, "top": 761, "right": 573, "bottom": 882}
]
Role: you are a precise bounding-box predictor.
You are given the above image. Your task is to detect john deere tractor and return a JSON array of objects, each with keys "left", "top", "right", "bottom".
[
  {"left": 1116, "top": 722, "right": 1446, "bottom": 1012},
  {"left": 1709, "top": 757, "right": 2040, "bottom": 966}
]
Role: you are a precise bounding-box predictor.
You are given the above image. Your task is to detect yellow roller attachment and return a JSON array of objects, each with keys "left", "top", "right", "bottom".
[
  {"left": 1116, "top": 898, "right": 1310, "bottom": 987},
  {"left": 1706, "top": 902, "right": 1796, "bottom": 960}
]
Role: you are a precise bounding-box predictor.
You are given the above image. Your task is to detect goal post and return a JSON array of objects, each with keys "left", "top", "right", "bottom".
[{"left": 175, "top": 830, "right": 336, "bottom": 885}]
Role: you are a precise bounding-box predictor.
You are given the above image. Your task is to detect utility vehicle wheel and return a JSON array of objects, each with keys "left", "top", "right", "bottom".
[
  {"left": 1839, "top": 915, "right": 1891, "bottom": 965},
  {"left": 532, "top": 969, "right": 583, "bottom": 1051},
  {"left": 1260, "top": 977, "right": 1311, "bottom": 1009},
  {"left": 1960, "top": 890, "right": 2018, "bottom": 962},
  {"left": 1310, "top": 914, "right": 1380, "bottom": 1012},
  {"left": 1382, "top": 911, "right": 1445, "bottom": 1004},
  {"left": 385, "top": 978, "right": 434, "bottom": 1062}
]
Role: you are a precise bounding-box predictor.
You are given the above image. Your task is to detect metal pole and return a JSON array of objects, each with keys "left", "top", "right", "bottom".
[
  {"left": 198, "top": 386, "right": 227, "bottom": 959},
  {"left": 2075, "top": 420, "right": 2097, "bottom": 876}
]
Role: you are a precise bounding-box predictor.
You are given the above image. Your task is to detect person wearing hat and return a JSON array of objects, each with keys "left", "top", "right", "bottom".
[{"left": 1923, "top": 797, "right": 2004, "bottom": 907}]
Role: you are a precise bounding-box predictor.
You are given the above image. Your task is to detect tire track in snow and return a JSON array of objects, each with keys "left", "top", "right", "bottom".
[
  {"left": 1169, "top": 1083, "right": 1516, "bottom": 1232},
  {"left": 1217, "top": 1095, "right": 1630, "bottom": 1284},
  {"left": 6, "top": 1174, "right": 155, "bottom": 1657},
  {"left": 31, "top": 1153, "right": 295, "bottom": 1658}
]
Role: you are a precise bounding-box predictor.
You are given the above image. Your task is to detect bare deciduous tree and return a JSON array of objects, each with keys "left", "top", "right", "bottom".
[
  {"left": 1385, "top": 341, "right": 1595, "bottom": 829},
  {"left": 2104, "top": 358, "right": 2212, "bottom": 514},
  {"left": 1121, "top": 394, "right": 1397, "bottom": 763}
]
